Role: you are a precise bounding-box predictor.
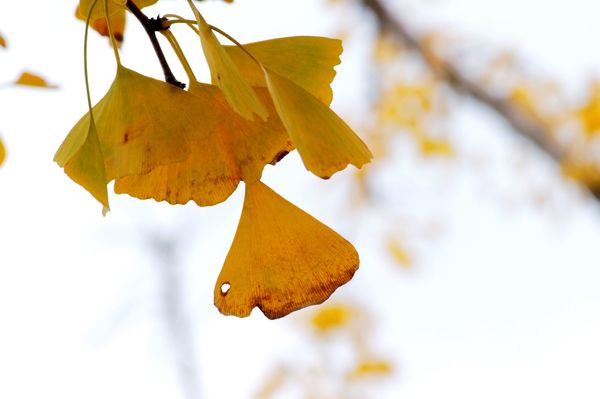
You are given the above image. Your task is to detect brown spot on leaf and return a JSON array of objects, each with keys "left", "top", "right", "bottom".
[{"left": 270, "top": 150, "right": 290, "bottom": 165}]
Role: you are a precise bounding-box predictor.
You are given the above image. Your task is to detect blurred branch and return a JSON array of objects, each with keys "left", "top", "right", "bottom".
[
  {"left": 361, "top": 0, "right": 600, "bottom": 201},
  {"left": 147, "top": 231, "right": 202, "bottom": 399}
]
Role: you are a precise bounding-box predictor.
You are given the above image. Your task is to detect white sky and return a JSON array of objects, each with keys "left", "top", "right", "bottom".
[{"left": 1, "top": 0, "right": 600, "bottom": 398}]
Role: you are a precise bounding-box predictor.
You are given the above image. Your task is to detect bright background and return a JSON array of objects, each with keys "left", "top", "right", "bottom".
[{"left": 1, "top": 0, "right": 600, "bottom": 398}]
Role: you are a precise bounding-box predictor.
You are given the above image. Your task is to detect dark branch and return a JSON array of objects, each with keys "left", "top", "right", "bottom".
[
  {"left": 126, "top": 0, "right": 185, "bottom": 88},
  {"left": 361, "top": 0, "right": 600, "bottom": 201}
]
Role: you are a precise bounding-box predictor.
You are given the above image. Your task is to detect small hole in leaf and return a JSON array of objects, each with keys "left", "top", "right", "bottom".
[{"left": 220, "top": 283, "right": 231, "bottom": 296}]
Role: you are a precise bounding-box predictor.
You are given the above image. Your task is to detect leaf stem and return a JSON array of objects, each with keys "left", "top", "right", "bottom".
[
  {"left": 164, "top": 16, "right": 262, "bottom": 68},
  {"left": 104, "top": 0, "right": 122, "bottom": 65},
  {"left": 84, "top": 0, "right": 100, "bottom": 123},
  {"left": 125, "top": 0, "right": 185, "bottom": 88},
  {"left": 161, "top": 29, "right": 197, "bottom": 83}
]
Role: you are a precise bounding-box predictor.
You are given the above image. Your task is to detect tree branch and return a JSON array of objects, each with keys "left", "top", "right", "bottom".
[
  {"left": 361, "top": 0, "right": 600, "bottom": 201},
  {"left": 126, "top": 0, "right": 185, "bottom": 88}
]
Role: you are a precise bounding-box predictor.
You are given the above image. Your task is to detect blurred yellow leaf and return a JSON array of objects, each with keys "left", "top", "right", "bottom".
[
  {"left": 115, "top": 83, "right": 293, "bottom": 206},
  {"left": 254, "top": 367, "right": 288, "bottom": 399},
  {"left": 75, "top": 5, "right": 126, "bottom": 45},
  {"left": 0, "top": 33, "right": 6, "bottom": 48},
  {"left": 0, "top": 137, "right": 6, "bottom": 167},
  {"left": 214, "top": 181, "right": 359, "bottom": 319},
  {"left": 561, "top": 160, "right": 600, "bottom": 190},
  {"left": 311, "top": 304, "right": 353, "bottom": 332},
  {"left": 78, "top": 0, "right": 157, "bottom": 21},
  {"left": 509, "top": 85, "right": 541, "bottom": 121},
  {"left": 265, "top": 69, "right": 372, "bottom": 178},
  {"left": 188, "top": 0, "right": 267, "bottom": 120},
  {"left": 576, "top": 83, "right": 600, "bottom": 137},
  {"left": 418, "top": 135, "right": 454, "bottom": 157},
  {"left": 348, "top": 359, "right": 393, "bottom": 379},
  {"left": 387, "top": 238, "right": 412, "bottom": 268},
  {"left": 224, "top": 36, "right": 342, "bottom": 105},
  {"left": 14, "top": 72, "right": 56, "bottom": 88}
]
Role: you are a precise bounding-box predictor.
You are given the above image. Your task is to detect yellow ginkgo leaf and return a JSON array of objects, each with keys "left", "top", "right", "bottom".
[
  {"left": 265, "top": 69, "right": 372, "bottom": 178},
  {"left": 387, "top": 238, "right": 412, "bottom": 268},
  {"left": 60, "top": 121, "right": 110, "bottom": 212},
  {"left": 75, "top": 5, "right": 126, "bottom": 45},
  {"left": 79, "top": 0, "right": 157, "bottom": 21},
  {"left": 223, "top": 36, "right": 342, "bottom": 105},
  {"left": 418, "top": 135, "right": 454, "bottom": 157},
  {"left": 78, "top": 0, "right": 124, "bottom": 21},
  {"left": 347, "top": 359, "right": 393, "bottom": 379},
  {"left": 214, "top": 181, "right": 359, "bottom": 319},
  {"left": 14, "top": 72, "right": 56, "bottom": 88},
  {"left": 576, "top": 83, "right": 600, "bottom": 137},
  {"left": 311, "top": 304, "right": 353, "bottom": 333},
  {"left": 188, "top": 0, "right": 268, "bottom": 120},
  {"left": 0, "top": 137, "right": 6, "bottom": 167},
  {"left": 0, "top": 33, "right": 6, "bottom": 48},
  {"left": 114, "top": 83, "right": 293, "bottom": 206},
  {"left": 55, "top": 66, "right": 206, "bottom": 187}
]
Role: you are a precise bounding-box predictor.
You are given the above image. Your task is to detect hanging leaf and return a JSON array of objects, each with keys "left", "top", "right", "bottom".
[
  {"left": 78, "top": 0, "right": 157, "bottom": 21},
  {"left": 55, "top": 66, "right": 209, "bottom": 202},
  {"left": 75, "top": 5, "right": 126, "bottom": 45},
  {"left": 223, "top": 36, "right": 342, "bottom": 104},
  {"left": 115, "top": 83, "right": 293, "bottom": 206},
  {"left": 265, "top": 69, "right": 372, "bottom": 178},
  {"left": 59, "top": 122, "right": 110, "bottom": 212},
  {"left": 188, "top": 0, "right": 268, "bottom": 120},
  {"left": 214, "top": 181, "right": 359, "bottom": 319},
  {"left": 14, "top": 72, "right": 57, "bottom": 88}
]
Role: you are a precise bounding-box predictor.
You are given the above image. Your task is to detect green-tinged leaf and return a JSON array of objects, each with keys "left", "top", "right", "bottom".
[
  {"left": 56, "top": 66, "right": 208, "bottom": 183},
  {"left": 62, "top": 122, "right": 110, "bottom": 211},
  {"left": 188, "top": 1, "right": 268, "bottom": 120},
  {"left": 224, "top": 36, "right": 342, "bottom": 105},
  {"left": 265, "top": 69, "right": 372, "bottom": 178}
]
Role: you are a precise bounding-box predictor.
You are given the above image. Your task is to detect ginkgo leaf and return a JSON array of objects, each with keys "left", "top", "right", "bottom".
[
  {"left": 114, "top": 83, "right": 292, "bottom": 206},
  {"left": 75, "top": 5, "right": 126, "bottom": 45},
  {"left": 311, "top": 304, "right": 353, "bottom": 332},
  {"left": 0, "top": 137, "right": 6, "bottom": 167},
  {"left": 347, "top": 359, "right": 393, "bottom": 379},
  {"left": 265, "top": 69, "right": 372, "bottom": 178},
  {"left": 223, "top": 36, "right": 342, "bottom": 104},
  {"left": 188, "top": 1, "right": 268, "bottom": 120},
  {"left": 79, "top": 0, "right": 157, "bottom": 21},
  {"left": 214, "top": 181, "right": 359, "bottom": 319},
  {"left": 0, "top": 33, "right": 6, "bottom": 48},
  {"left": 61, "top": 121, "right": 110, "bottom": 211},
  {"left": 14, "top": 72, "right": 57, "bottom": 88},
  {"left": 55, "top": 66, "right": 206, "bottom": 185}
]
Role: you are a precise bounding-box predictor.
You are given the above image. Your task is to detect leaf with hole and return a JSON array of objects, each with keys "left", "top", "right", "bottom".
[{"left": 214, "top": 181, "right": 359, "bottom": 319}]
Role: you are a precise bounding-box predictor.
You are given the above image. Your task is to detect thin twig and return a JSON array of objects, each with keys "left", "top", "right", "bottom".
[
  {"left": 126, "top": 0, "right": 185, "bottom": 88},
  {"left": 361, "top": 0, "right": 600, "bottom": 201}
]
